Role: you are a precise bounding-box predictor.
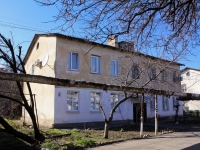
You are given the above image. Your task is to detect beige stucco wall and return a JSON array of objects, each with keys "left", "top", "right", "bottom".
[
  {"left": 181, "top": 69, "right": 200, "bottom": 111},
  {"left": 23, "top": 36, "right": 56, "bottom": 128},
  {"left": 55, "top": 37, "right": 181, "bottom": 93}
]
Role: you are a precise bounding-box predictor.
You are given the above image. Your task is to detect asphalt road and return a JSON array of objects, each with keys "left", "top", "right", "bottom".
[{"left": 87, "top": 125, "right": 200, "bottom": 150}]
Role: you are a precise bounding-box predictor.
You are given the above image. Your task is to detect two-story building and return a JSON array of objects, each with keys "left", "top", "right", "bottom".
[
  {"left": 23, "top": 33, "right": 183, "bottom": 128},
  {"left": 181, "top": 67, "right": 200, "bottom": 112}
]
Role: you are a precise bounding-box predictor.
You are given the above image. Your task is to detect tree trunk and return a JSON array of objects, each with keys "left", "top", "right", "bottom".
[
  {"left": 0, "top": 116, "right": 36, "bottom": 144},
  {"left": 27, "top": 108, "right": 45, "bottom": 142},
  {"left": 104, "top": 121, "right": 110, "bottom": 139}
]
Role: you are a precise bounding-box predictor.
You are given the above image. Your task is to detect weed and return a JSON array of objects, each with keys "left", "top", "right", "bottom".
[{"left": 77, "top": 139, "right": 96, "bottom": 147}]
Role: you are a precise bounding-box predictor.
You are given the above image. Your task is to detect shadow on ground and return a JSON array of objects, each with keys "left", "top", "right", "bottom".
[
  {"left": 0, "top": 132, "right": 32, "bottom": 150},
  {"left": 182, "top": 143, "right": 200, "bottom": 150}
]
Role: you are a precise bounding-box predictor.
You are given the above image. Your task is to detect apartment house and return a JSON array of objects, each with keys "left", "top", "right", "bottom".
[
  {"left": 23, "top": 33, "right": 183, "bottom": 128},
  {"left": 181, "top": 67, "right": 200, "bottom": 112}
]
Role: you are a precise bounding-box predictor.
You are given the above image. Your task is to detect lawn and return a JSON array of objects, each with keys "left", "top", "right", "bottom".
[{"left": 0, "top": 120, "right": 169, "bottom": 150}]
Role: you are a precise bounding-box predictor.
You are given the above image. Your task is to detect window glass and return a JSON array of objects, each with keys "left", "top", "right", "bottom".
[
  {"left": 67, "top": 91, "right": 79, "bottom": 111},
  {"left": 68, "top": 52, "right": 79, "bottom": 70},
  {"left": 110, "top": 60, "right": 119, "bottom": 75},
  {"left": 90, "top": 92, "right": 100, "bottom": 110},
  {"left": 162, "top": 96, "right": 169, "bottom": 110},
  {"left": 132, "top": 66, "right": 139, "bottom": 79},
  {"left": 91, "top": 56, "right": 101, "bottom": 73}
]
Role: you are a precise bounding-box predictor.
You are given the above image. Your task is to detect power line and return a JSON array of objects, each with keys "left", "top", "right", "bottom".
[{"left": 0, "top": 21, "right": 50, "bottom": 33}]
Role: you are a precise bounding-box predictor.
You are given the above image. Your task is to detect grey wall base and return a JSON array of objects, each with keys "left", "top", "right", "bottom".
[{"left": 53, "top": 120, "right": 130, "bottom": 129}]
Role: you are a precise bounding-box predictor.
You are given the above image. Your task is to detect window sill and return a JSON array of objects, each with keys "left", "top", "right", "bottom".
[
  {"left": 90, "top": 72, "right": 101, "bottom": 75},
  {"left": 66, "top": 110, "right": 80, "bottom": 114},
  {"left": 68, "top": 69, "right": 80, "bottom": 72},
  {"left": 110, "top": 74, "right": 119, "bottom": 77}
]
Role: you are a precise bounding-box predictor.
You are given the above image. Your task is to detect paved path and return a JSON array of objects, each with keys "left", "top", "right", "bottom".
[{"left": 87, "top": 124, "right": 200, "bottom": 150}]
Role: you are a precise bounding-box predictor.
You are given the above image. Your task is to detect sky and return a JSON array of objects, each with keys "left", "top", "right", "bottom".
[{"left": 0, "top": 0, "right": 200, "bottom": 70}]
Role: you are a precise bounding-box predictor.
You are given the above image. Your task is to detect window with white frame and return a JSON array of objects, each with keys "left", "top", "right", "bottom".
[
  {"left": 91, "top": 56, "right": 101, "bottom": 74},
  {"left": 32, "top": 64, "right": 34, "bottom": 75},
  {"left": 173, "top": 96, "right": 179, "bottom": 110},
  {"left": 162, "top": 96, "right": 169, "bottom": 110},
  {"left": 181, "top": 84, "right": 186, "bottom": 92},
  {"left": 149, "top": 67, "right": 156, "bottom": 80},
  {"left": 161, "top": 70, "right": 167, "bottom": 81},
  {"left": 132, "top": 65, "right": 139, "bottom": 79},
  {"left": 67, "top": 91, "right": 79, "bottom": 111},
  {"left": 110, "top": 60, "right": 119, "bottom": 76},
  {"left": 150, "top": 95, "right": 155, "bottom": 110},
  {"left": 68, "top": 52, "right": 79, "bottom": 70},
  {"left": 172, "top": 71, "right": 176, "bottom": 83},
  {"left": 90, "top": 92, "right": 100, "bottom": 111},
  {"left": 110, "top": 94, "right": 119, "bottom": 110}
]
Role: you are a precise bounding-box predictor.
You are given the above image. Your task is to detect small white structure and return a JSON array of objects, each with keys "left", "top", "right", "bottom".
[
  {"left": 23, "top": 33, "right": 183, "bottom": 128},
  {"left": 181, "top": 67, "right": 200, "bottom": 111}
]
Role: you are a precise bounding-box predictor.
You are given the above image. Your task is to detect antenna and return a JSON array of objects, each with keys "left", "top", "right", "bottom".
[{"left": 42, "top": 55, "right": 49, "bottom": 67}]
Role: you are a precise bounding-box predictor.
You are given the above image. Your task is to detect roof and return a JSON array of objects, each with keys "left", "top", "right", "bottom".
[
  {"left": 181, "top": 67, "right": 200, "bottom": 74},
  {"left": 23, "top": 33, "right": 184, "bottom": 66}
]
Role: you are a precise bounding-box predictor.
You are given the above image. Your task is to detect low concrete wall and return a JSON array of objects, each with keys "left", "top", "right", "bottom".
[{"left": 53, "top": 120, "right": 130, "bottom": 129}]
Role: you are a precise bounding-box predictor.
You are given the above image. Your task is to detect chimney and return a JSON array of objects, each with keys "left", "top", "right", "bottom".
[{"left": 107, "top": 35, "right": 118, "bottom": 48}]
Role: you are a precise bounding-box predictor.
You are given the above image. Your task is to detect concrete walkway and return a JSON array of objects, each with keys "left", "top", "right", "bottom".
[{"left": 86, "top": 123, "right": 200, "bottom": 150}]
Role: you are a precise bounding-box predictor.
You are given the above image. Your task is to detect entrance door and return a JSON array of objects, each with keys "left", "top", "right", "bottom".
[{"left": 133, "top": 103, "right": 147, "bottom": 123}]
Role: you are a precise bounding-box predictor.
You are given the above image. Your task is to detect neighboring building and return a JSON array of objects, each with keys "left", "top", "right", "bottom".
[
  {"left": 23, "top": 33, "right": 183, "bottom": 128},
  {"left": 0, "top": 68, "right": 22, "bottom": 117},
  {"left": 181, "top": 67, "right": 200, "bottom": 112}
]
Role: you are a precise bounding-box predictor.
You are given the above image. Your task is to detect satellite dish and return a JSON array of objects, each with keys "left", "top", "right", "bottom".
[{"left": 42, "top": 55, "right": 49, "bottom": 67}]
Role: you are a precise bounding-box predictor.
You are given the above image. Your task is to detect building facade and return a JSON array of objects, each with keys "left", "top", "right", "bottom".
[
  {"left": 23, "top": 33, "right": 183, "bottom": 128},
  {"left": 181, "top": 67, "right": 200, "bottom": 112}
]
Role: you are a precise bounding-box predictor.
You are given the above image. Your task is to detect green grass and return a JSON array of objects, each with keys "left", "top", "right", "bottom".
[{"left": 0, "top": 119, "right": 172, "bottom": 150}]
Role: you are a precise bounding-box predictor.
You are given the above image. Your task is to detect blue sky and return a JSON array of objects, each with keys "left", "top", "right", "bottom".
[{"left": 0, "top": 0, "right": 200, "bottom": 69}]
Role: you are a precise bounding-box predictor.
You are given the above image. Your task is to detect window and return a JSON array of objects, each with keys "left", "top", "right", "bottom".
[
  {"left": 67, "top": 91, "right": 79, "bottom": 111},
  {"left": 110, "top": 60, "right": 119, "bottom": 76},
  {"left": 90, "top": 92, "right": 100, "bottom": 111},
  {"left": 68, "top": 52, "right": 79, "bottom": 70},
  {"left": 32, "top": 64, "right": 34, "bottom": 75},
  {"left": 149, "top": 67, "right": 156, "bottom": 80},
  {"left": 173, "top": 97, "right": 179, "bottom": 110},
  {"left": 150, "top": 95, "right": 155, "bottom": 110},
  {"left": 110, "top": 94, "right": 119, "bottom": 109},
  {"left": 172, "top": 71, "right": 176, "bottom": 83},
  {"left": 181, "top": 84, "right": 187, "bottom": 92},
  {"left": 132, "top": 65, "right": 139, "bottom": 79},
  {"left": 162, "top": 96, "right": 169, "bottom": 110},
  {"left": 186, "top": 72, "right": 190, "bottom": 76},
  {"left": 36, "top": 42, "right": 39, "bottom": 50},
  {"left": 91, "top": 56, "right": 101, "bottom": 74},
  {"left": 161, "top": 70, "right": 167, "bottom": 81}
]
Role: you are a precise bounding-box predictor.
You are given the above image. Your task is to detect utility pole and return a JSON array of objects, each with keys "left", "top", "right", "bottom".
[
  {"left": 155, "top": 94, "right": 158, "bottom": 135},
  {"left": 140, "top": 93, "right": 144, "bottom": 138}
]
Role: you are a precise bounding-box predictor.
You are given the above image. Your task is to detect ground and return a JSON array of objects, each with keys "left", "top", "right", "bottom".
[{"left": 0, "top": 117, "right": 200, "bottom": 149}]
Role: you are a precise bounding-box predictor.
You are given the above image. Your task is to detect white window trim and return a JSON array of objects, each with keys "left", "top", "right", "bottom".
[
  {"left": 68, "top": 52, "right": 79, "bottom": 71},
  {"left": 150, "top": 95, "right": 155, "bottom": 111},
  {"left": 161, "top": 70, "right": 167, "bottom": 82},
  {"left": 110, "top": 93, "right": 120, "bottom": 112},
  {"left": 149, "top": 67, "right": 156, "bottom": 81},
  {"left": 32, "top": 64, "right": 34, "bottom": 75},
  {"left": 91, "top": 55, "right": 101, "bottom": 74},
  {"left": 132, "top": 65, "right": 140, "bottom": 79},
  {"left": 173, "top": 97, "right": 179, "bottom": 111},
  {"left": 66, "top": 91, "right": 79, "bottom": 112},
  {"left": 162, "top": 96, "right": 169, "bottom": 111},
  {"left": 110, "top": 60, "right": 119, "bottom": 76},
  {"left": 90, "top": 92, "right": 101, "bottom": 112}
]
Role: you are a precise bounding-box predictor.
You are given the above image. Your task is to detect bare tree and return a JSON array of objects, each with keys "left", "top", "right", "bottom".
[
  {"left": 35, "top": 0, "right": 199, "bottom": 56},
  {"left": 0, "top": 34, "right": 45, "bottom": 146}
]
